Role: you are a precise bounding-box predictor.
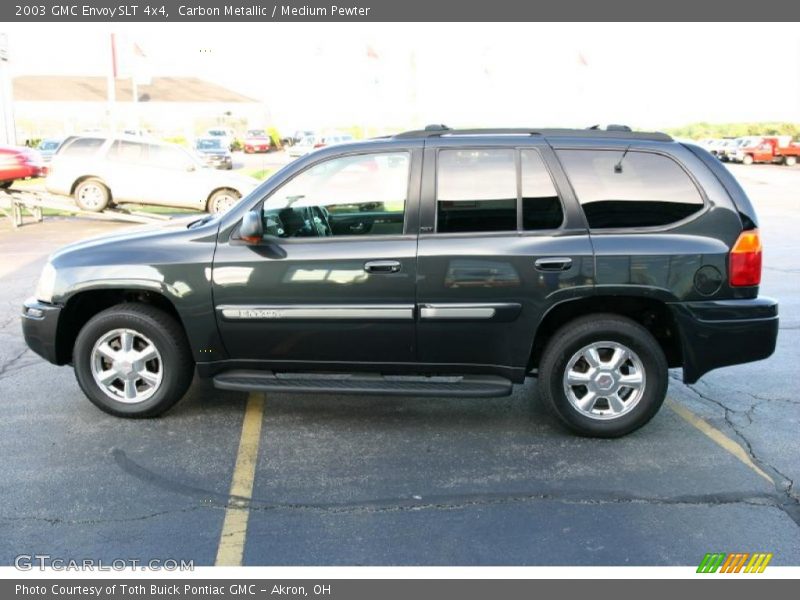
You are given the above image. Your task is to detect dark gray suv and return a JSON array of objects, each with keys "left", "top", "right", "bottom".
[{"left": 21, "top": 125, "right": 778, "bottom": 437}]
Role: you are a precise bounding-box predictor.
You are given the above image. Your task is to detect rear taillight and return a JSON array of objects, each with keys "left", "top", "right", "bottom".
[{"left": 729, "top": 229, "right": 762, "bottom": 287}]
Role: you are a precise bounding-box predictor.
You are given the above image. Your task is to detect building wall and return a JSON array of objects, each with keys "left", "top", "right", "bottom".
[{"left": 14, "top": 101, "right": 272, "bottom": 141}]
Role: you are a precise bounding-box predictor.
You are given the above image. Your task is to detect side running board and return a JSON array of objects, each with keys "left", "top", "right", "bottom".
[{"left": 213, "top": 370, "right": 514, "bottom": 398}]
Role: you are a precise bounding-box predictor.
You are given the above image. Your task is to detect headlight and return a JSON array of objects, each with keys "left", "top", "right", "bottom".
[{"left": 35, "top": 262, "right": 57, "bottom": 303}]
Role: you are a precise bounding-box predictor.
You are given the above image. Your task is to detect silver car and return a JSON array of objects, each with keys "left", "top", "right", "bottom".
[{"left": 46, "top": 136, "right": 258, "bottom": 214}]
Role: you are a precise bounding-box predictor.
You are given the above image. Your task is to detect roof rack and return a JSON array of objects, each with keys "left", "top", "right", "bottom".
[{"left": 394, "top": 124, "right": 672, "bottom": 142}]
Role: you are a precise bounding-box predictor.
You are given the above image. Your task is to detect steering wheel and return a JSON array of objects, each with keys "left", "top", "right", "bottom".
[{"left": 312, "top": 206, "right": 333, "bottom": 237}]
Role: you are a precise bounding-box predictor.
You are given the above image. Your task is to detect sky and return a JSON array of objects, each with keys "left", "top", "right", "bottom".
[{"left": 4, "top": 22, "right": 800, "bottom": 131}]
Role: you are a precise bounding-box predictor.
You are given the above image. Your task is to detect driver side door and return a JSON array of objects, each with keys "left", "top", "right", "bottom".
[{"left": 212, "top": 145, "right": 422, "bottom": 366}]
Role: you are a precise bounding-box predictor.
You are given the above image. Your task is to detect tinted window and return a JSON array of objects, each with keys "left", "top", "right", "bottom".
[
  {"left": 262, "top": 152, "right": 409, "bottom": 238},
  {"left": 520, "top": 149, "right": 563, "bottom": 230},
  {"left": 436, "top": 149, "right": 516, "bottom": 233},
  {"left": 60, "top": 137, "right": 104, "bottom": 157},
  {"left": 557, "top": 150, "right": 704, "bottom": 229}
]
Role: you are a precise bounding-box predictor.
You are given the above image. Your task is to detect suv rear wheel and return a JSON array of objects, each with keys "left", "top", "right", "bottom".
[
  {"left": 73, "top": 303, "right": 194, "bottom": 417},
  {"left": 538, "top": 314, "right": 668, "bottom": 437}
]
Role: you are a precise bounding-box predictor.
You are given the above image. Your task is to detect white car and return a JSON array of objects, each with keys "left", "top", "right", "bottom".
[
  {"left": 286, "top": 133, "right": 355, "bottom": 158},
  {"left": 46, "top": 136, "right": 258, "bottom": 214}
]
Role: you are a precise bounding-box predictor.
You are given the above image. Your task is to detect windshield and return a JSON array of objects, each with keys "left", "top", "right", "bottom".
[
  {"left": 207, "top": 130, "right": 227, "bottom": 137},
  {"left": 196, "top": 138, "right": 224, "bottom": 150},
  {"left": 247, "top": 130, "right": 266, "bottom": 137},
  {"left": 39, "top": 141, "right": 60, "bottom": 150}
]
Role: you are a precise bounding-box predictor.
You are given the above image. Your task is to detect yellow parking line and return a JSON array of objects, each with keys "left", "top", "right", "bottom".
[
  {"left": 667, "top": 399, "right": 773, "bottom": 484},
  {"left": 215, "top": 392, "right": 265, "bottom": 566}
]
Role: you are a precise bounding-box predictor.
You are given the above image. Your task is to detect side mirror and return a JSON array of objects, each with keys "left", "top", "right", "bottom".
[{"left": 239, "top": 210, "right": 264, "bottom": 244}]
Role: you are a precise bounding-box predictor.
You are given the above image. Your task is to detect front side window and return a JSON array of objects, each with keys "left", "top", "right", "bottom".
[
  {"left": 262, "top": 152, "right": 409, "bottom": 238},
  {"left": 146, "top": 144, "right": 196, "bottom": 170},
  {"left": 436, "top": 149, "right": 517, "bottom": 233},
  {"left": 557, "top": 149, "right": 704, "bottom": 229}
]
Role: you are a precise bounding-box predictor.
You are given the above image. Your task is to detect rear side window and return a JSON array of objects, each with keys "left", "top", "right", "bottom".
[
  {"left": 521, "top": 149, "right": 563, "bottom": 230},
  {"left": 437, "top": 149, "right": 517, "bottom": 233},
  {"left": 107, "top": 141, "right": 147, "bottom": 163},
  {"left": 557, "top": 149, "right": 704, "bottom": 229},
  {"left": 59, "top": 137, "right": 104, "bottom": 157}
]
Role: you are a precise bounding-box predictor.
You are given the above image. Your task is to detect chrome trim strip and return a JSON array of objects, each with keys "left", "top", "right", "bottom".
[
  {"left": 419, "top": 303, "right": 516, "bottom": 320},
  {"left": 217, "top": 304, "right": 414, "bottom": 320}
]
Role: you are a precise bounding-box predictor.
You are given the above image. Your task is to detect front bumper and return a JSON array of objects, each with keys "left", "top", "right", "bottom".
[
  {"left": 670, "top": 297, "right": 779, "bottom": 384},
  {"left": 21, "top": 297, "right": 62, "bottom": 365}
]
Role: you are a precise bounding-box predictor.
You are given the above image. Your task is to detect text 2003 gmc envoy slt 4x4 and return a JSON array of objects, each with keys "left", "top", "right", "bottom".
[{"left": 22, "top": 125, "right": 779, "bottom": 437}]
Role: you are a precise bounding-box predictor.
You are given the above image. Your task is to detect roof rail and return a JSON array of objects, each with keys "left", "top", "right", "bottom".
[{"left": 394, "top": 124, "right": 672, "bottom": 142}]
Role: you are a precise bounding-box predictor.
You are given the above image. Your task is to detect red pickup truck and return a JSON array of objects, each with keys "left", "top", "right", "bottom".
[{"left": 736, "top": 136, "right": 800, "bottom": 166}]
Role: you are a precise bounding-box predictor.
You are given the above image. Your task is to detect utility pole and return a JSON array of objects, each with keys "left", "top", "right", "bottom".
[
  {"left": 0, "top": 31, "right": 17, "bottom": 145},
  {"left": 107, "top": 33, "right": 117, "bottom": 134}
]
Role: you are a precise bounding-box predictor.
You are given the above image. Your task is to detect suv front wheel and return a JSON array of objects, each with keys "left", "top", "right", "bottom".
[
  {"left": 73, "top": 303, "right": 194, "bottom": 417},
  {"left": 538, "top": 314, "right": 668, "bottom": 438}
]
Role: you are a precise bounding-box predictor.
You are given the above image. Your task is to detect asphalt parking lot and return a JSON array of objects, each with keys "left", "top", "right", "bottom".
[{"left": 0, "top": 163, "right": 798, "bottom": 566}]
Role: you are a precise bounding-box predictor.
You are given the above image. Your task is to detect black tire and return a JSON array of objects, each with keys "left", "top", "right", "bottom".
[
  {"left": 73, "top": 303, "right": 194, "bottom": 418},
  {"left": 0, "top": 180, "right": 13, "bottom": 189},
  {"left": 538, "top": 314, "right": 668, "bottom": 438},
  {"left": 74, "top": 179, "right": 110, "bottom": 212}
]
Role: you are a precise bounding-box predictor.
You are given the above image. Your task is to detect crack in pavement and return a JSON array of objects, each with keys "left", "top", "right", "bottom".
[
  {"left": 669, "top": 374, "right": 800, "bottom": 525},
  {"left": 110, "top": 447, "right": 796, "bottom": 518},
  {"left": 0, "top": 505, "right": 210, "bottom": 526},
  {"left": 0, "top": 347, "right": 31, "bottom": 380}
]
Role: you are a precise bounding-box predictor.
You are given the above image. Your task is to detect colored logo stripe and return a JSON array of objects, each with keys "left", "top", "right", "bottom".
[{"left": 697, "top": 552, "right": 772, "bottom": 573}]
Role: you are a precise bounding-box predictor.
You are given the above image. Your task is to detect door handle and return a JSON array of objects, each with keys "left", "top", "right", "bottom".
[
  {"left": 364, "top": 260, "right": 402, "bottom": 274},
  {"left": 534, "top": 257, "right": 573, "bottom": 272}
]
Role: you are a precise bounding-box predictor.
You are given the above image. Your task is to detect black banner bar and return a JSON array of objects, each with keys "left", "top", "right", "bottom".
[
  {"left": 2, "top": 0, "right": 800, "bottom": 22},
  {"left": 4, "top": 579, "right": 799, "bottom": 600}
]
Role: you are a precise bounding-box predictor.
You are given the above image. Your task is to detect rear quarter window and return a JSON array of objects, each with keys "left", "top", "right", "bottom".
[{"left": 557, "top": 149, "right": 704, "bottom": 229}]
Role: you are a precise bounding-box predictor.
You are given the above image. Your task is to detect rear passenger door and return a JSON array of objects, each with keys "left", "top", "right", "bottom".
[{"left": 416, "top": 140, "right": 594, "bottom": 376}]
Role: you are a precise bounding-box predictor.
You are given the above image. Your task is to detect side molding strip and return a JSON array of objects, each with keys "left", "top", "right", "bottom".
[
  {"left": 419, "top": 303, "right": 519, "bottom": 320},
  {"left": 218, "top": 304, "right": 414, "bottom": 321}
]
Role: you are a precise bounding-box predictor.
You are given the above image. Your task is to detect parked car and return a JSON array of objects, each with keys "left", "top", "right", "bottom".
[
  {"left": 194, "top": 137, "right": 234, "bottom": 170},
  {"left": 46, "top": 136, "right": 257, "bottom": 213},
  {"left": 0, "top": 145, "right": 44, "bottom": 188},
  {"left": 36, "top": 138, "right": 63, "bottom": 163},
  {"left": 732, "top": 135, "right": 800, "bottom": 166},
  {"left": 22, "top": 125, "right": 777, "bottom": 438},
  {"left": 286, "top": 133, "right": 354, "bottom": 158},
  {"left": 715, "top": 138, "right": 740, "bottom": 162},
  {"left": 243, "top": 129, "right": 273, "bottom": 154},
  {"left": 723, "top": 137, "right": 761, "bottom": 162},
  {"left": 205, "top": 128, "right": 235, "bottom": 151},
  {"left": 283, "top": 130, "right": 315, "bottom": 147}
]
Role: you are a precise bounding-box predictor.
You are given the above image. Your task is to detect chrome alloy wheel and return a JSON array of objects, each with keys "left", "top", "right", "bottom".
[
  {"left": 562, "top": 341, "right": 646, "bottom": 420},
  {"left": 90, "top": 328, "right": 163, "bottom": 403}
]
